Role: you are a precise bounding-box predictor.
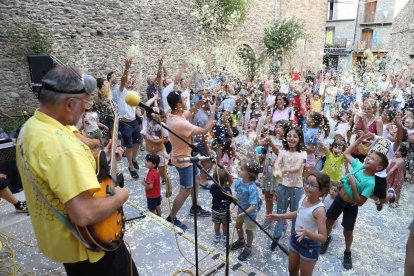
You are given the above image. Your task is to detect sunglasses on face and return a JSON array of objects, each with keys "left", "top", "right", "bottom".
[{"left": 304, "top": 179, "right": 319, "bottom": 190}]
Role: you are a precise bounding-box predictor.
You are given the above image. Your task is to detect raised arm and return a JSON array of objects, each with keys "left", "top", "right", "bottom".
[
  {"left": 119, "top": 58, "right": 133, "bottom": 92},
  {"left": 155, "top": 57, "right": 164, "bottom": 88},
  {"left": 343, "top": 131, "right": 373, "bottom": 163}
]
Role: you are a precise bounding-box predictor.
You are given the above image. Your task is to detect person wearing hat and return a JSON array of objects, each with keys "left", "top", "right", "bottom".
[{"left": 16, "top": 65, "right": 137, "bottom": 275}]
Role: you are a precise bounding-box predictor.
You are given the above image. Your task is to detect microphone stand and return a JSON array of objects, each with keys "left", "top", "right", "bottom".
[{"left": 145, "top": 112, "right": 289, "bottom": 276}]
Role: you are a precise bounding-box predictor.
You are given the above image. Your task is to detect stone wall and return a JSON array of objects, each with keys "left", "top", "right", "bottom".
[
  {"left": 389, "top": 0, "right": 414, "bottom": 70},
  {"left": 0, "top": 0, "right": 326, "bottom": 113}
]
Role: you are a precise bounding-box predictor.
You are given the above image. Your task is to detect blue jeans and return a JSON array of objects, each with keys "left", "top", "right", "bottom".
[
  {"left": 272, "top": 185, "right": 304, "bottom": 239},
  {"left": 175, "top": 165, "right": 200, "bottom": 189}
]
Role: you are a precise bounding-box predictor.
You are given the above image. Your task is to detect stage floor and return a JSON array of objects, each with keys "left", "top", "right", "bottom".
[{"left": 1, "top": 153, "right": 413, "bottom": 275}]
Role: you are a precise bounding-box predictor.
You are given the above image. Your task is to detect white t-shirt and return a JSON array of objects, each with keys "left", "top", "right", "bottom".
[
  {"left": 118, "top": 88, "right": 137, "bottom": 121},
  {"left": 161, "top": 82, "right": 174, "bottom": 113}
]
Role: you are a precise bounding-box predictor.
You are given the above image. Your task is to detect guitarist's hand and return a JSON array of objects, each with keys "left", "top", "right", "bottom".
[{"left": 114, "top": 186, "right": 129, "bottom": 203}]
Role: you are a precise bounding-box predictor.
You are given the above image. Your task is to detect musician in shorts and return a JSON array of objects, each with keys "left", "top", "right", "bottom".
[{"left": 16, "top": 65, "right": 138, "bottom": 276}]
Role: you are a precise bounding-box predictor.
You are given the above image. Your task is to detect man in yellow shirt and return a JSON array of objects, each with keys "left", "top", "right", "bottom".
[{"left": 16, "top": 65, "right": 137, "bottom": 275}]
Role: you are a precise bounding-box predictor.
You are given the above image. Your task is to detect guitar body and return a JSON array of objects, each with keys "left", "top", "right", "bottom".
[{"left": 76, "top": 111, "right": 125, "bottom": 252}]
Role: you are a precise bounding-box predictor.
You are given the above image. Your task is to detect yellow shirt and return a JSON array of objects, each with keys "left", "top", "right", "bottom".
[
  {"left": 322, "top": 150, "right": 345, "bottom": 183},
  {"left": 16, "top": 110, "right": 104, "bottom": 263},
  {"left": 310, "top": 98, "right": 322, "bottom": 113}
]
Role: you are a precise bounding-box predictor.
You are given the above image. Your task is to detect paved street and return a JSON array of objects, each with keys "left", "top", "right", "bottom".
[{"left": 1, "top": 151, "right": 413, "bottom": 275}]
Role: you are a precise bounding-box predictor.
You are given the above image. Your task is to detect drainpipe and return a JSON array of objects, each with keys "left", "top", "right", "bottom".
[{"left": 352, "top": 0, "right": 361, "bottom": 52}]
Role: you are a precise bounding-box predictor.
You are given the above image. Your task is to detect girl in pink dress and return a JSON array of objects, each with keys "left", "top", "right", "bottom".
[{"left": 386, "top": 146, "right": 407, "bottom": 208}]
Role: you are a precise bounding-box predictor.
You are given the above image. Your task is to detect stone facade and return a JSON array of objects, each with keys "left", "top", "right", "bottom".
[
  {"left": 389, "top": 0, "right": 414, "bottom": 70},
  {"left": 0, "top": 0, "right": 327, "bottom": 112}
]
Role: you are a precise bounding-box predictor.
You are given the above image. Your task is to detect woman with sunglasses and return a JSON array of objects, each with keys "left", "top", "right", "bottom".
[{"left": 267, "top": 172, "right": 330, "bottom": 276}]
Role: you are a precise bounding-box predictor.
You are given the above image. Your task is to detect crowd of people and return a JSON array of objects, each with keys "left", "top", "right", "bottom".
[{"left": 11, "top": 55, "right": 414, "bottom": 275}]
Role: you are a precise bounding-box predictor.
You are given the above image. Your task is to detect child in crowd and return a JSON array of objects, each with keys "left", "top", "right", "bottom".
[
  {"left": 82, "top": 106, "right": 109, "bottom": 140},
  {"left": 260, "top": 120, "right": 290, "bottom": 230},
  {"left": 271, "top": 126, "right": 307, "bottom": 251},
  {"left": 230, "top": 160, "right": 260, "bottom": 261},
  {"left": 219, "top": 138, "right": 236, "bottom": 172},
  {"left": 141, "top": 153, "right": 162, "bottom": 216},
  {"left": 321, "top": 131, "right": 389, "bottom": 270},
  {"left": 323, "top": 183, "right": 340, "bottom": 210},
  {"left": 267, "top": 172, "right": 330, "bottom": 276},
  {"left": 310, "top": 93, "right": 322, "bottom": 113},
  {"left": 386, "top": 146, "right": 407, "bottom": 208},
  {"left": 210, "top": 168, "right": 233, "bottom": 243},
  {"left": 302, "top": 111, "right": 324, "bottom": 178},
  {"left": 319, "top": 138, "right": 347, "bottom": 183}
]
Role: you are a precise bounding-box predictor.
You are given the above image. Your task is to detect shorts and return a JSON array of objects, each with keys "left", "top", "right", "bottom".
[
  {"left": 235, "top": 213, "right": 257, "bottom": 231},
  {"left": 0, "top": 179, "right": 8, "bottom": 190},
  {"left": 175, "top": 165, "right": 200, "bottom": 189},
  {"left": 289, "top": 232, "right": 321, "bottom": 262},
  {"left": 212, "top": 209, "right": 231, "bottom": 224},
  {"left": 147, "top": 196, "right": 161, "bottom": 211},
  {"left": 119, "top": 120, "right": 141, "bottom": 148},
  {"left": 373, "top": 175, "right": 387, "bottom": 199},
  {"left": 326, "top": 194, "right": 358, "bottom": 231}
]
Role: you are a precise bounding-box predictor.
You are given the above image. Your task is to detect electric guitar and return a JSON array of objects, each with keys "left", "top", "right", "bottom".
[{"left": 76, "top": 109, "right": 125, "bottom": 252}]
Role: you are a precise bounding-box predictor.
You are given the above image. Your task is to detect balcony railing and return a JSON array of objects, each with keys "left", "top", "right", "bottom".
[
  {"left": 324, "top": 38, "right": 348, "bottom": 49},
  {"left": 356, "top": 40, "right": 386, "bottom": 51}
]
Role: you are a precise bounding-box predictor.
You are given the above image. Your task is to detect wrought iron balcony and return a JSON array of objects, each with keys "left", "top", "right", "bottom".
[{"left": 324, "top": 38, "right": 348, "bottom": 49}]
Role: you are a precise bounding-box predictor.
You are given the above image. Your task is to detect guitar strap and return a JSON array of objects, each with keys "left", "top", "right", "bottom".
[{"left": 18, "top": 125, "right": 99, "bottom": 252}]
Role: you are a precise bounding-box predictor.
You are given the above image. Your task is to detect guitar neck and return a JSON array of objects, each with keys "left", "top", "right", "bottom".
[{"left": 109, "top": 113, "right": 119, "bottom": 179}]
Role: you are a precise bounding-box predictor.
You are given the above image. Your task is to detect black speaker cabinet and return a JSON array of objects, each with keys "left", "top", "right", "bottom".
[{"left": 27, "top": 55, "right": 55, "bottom": 93}]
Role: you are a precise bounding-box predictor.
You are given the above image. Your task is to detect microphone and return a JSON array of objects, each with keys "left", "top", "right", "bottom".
[
  {"left": 125, "top": 93, "right": 160, "bottom": 115},
  {"left": 177, "top": 155, "right": 216, "bottom": 163}
]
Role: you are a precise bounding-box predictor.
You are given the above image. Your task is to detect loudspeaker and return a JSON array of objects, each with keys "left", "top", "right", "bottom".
[{"left": 27, "top": 55, "right": 54, "bottom": 86}]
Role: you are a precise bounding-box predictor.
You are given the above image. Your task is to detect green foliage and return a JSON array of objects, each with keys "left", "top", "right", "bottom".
[
  {"left": 4, "top": 22, "right": 52, "bottom": 61},
  {"left": 263, "top": 18, "right": 306, "bottom": 56},
  {"left": 192, "top": 0, "right": 250, "bottom": 33}
]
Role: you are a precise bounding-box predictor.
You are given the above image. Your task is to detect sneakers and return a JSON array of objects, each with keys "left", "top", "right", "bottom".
[
  {"left": 388, "top": 188, "right": 396, "bottom": 204},
  {"left": 189, "top": 205, "right": 211, "bottom": 217},
  {"left": 230, "top": 238, "right": 246, "bottom": 250},
  {"left": 375, "top": 200, "right": 383, "bottom": 211},
  {"left": 320, "top": 235, "right": 332, "bottom": 254},
  {"left": 270, "top": 237, "right": 280, "bottom": 251},
  {"left": 343, "top": 251, "right": 353, "bottom": 270},
  {"left": 221, "top": 235, "right": 227, "bottom": 243},
  {"left": 14, "top": 201, "right": 28, "bottom": 213},
  {"left": 238, "top": 247, "right": 252, "bottom": 261},
  {"left": 166, "top": 216, "right": 188, "bottom": 231},
  {"left": 213, "top": 235, "right": 221, "bottom": 243}
]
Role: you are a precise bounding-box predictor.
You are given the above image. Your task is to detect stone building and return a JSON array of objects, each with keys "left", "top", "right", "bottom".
[
  {"left": 389, "top": 0, "right": 414, "bottom": 70},
  {"left": 0, "top": 0, "right": 327, "bottom": 112},
  {"left": 352, "top": 0, "right": 398, "bottom": 64},
  {"left": 324, "top": 0, "right": 358, "bottom": 71}
]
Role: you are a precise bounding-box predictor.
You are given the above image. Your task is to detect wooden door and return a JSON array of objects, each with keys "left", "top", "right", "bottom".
[
  {"left": 364, "top": 1, "right": 377, "bottom": 22},
  {"left": 361, "top": 29, "right": 373, "bottom": 49}
]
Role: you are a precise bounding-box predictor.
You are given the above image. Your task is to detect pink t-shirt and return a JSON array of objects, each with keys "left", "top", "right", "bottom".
[
  {"left": 270, "top": 107, "right": 294, "bottom": 131},
  {"left": 167, "top": 111, "right": 201, "bottom": 168}
]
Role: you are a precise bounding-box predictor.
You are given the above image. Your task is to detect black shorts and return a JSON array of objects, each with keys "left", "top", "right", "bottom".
[
  {"left": 63, "top": 242, "right": 138, "bottom": 276},
  {"left": 119, "top": 120, "right": 141, "bottom": 148},
  {"left": 0, "top": 179, "right": 7, "bottom": 190},
  {"left": 373, "top": 175, "right": 387, "bottom": 199},
  {"left": 147, "top": 196, "right": 161, "bottom": 211},
  {"left": 326, "top": 195, "right": 359, "bottom": 231}
]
